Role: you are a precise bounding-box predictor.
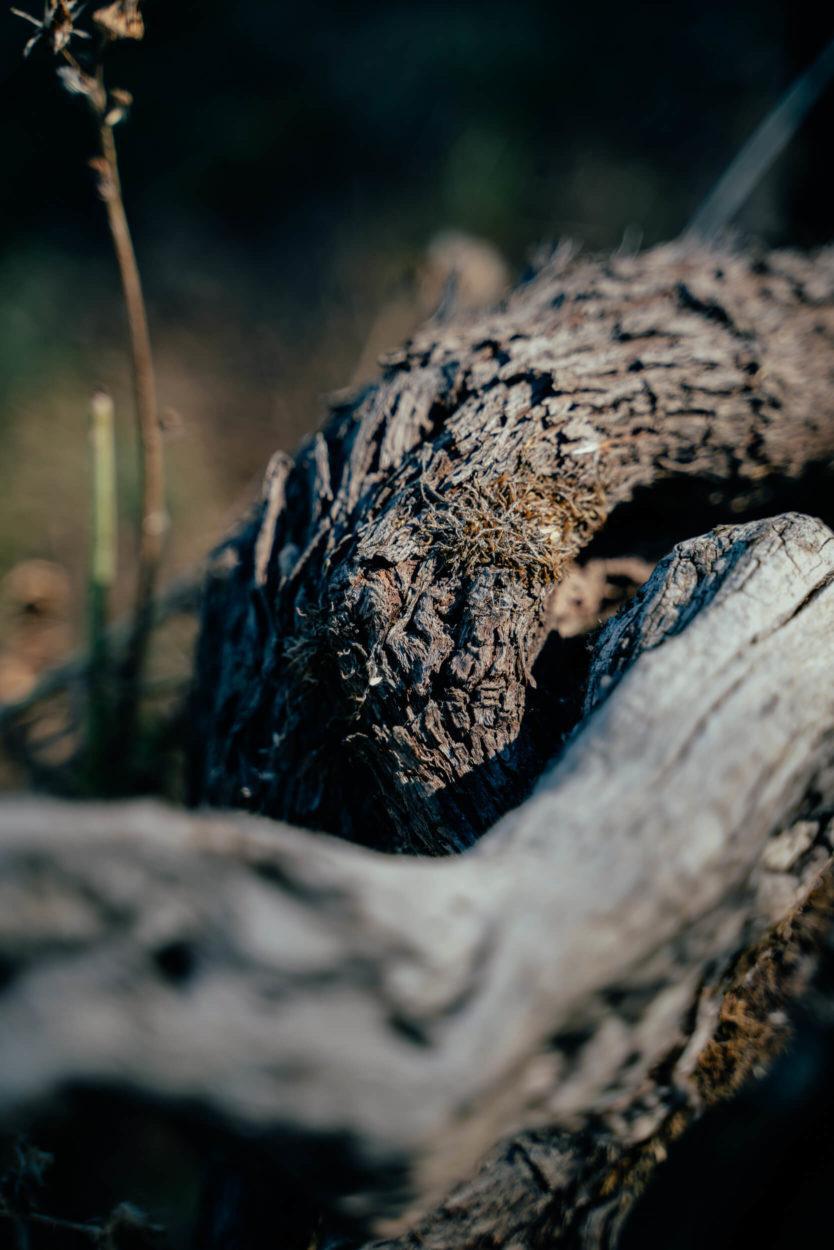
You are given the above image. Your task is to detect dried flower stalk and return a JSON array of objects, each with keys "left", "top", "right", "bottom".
[{"left": 14, "top": 0, "right": 165, "bottom": 772}]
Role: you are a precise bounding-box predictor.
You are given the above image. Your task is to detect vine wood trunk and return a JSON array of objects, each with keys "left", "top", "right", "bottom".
[{"left": 2, "top": 242, "right": 834, "bottom": 1249}]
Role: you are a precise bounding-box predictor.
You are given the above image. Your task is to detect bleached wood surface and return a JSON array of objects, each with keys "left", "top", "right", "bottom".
[{"left": 0, "top": 512, "right": 832, "bottom": 1246}]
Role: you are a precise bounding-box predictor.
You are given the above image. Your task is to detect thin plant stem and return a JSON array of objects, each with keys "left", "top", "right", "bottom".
[
  {"left": 86, "top": 387, "right": 117, "bottom": 774},
  {"left": 1, "top": 1207, "right": 102, "bottom": 1242},
  {"left": 0, "top": 570, "right": 202, "bottom": 731},
  {"left": 95, "top": 108, "right": 167, "bottom": 748},
  {"left": 688, "top": 33, "right": 834, "bottom": 238}
]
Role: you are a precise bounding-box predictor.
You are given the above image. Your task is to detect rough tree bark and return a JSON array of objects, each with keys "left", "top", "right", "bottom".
[
  {"left": 2, "top": 243, "right": 834, "bottom": 1249},
  {"left": 190, "top": 241, "right": 834, "bottom": 854}
]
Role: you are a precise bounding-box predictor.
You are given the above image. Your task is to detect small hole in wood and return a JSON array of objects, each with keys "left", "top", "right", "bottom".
[
  {"left": 153, "top": 939, "right": 197, "bottom": 987},
  {"left": 0, "top": 955, "right": 18, "bottom": 994}
]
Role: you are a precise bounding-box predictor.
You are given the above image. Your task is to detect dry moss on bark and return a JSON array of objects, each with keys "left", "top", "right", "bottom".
[{"left": 422, "top": 464, "right": 608, "bottom": 582}]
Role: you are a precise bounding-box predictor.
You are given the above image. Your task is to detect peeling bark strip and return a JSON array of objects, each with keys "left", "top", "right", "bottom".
[
  {"left": 2, "top": 516, "right": 834, "bottom": 1248},
  {"left": 190, "top": 243, "right": 834, "bottom": 853}
]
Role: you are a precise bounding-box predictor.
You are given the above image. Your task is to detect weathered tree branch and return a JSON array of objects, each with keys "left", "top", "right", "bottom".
[
  {"left": 4, "top": 242, "right": 834, "bottom": 1246},
  {"left": 190, "top": 242, "right": 834, "bottom": 854},
  {"left": 1, "top": 513, "right": 833, "bottom": 1247}
]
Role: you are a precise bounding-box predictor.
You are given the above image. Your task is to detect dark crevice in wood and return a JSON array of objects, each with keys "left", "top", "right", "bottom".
[{"left": 583, "top": 462, "right": 834, "bottom": 567}]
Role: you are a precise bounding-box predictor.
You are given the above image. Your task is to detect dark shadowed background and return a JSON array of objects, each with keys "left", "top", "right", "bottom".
[
  {"left": 1, "top": 0, "right": 833, "bottom": 587},
  {"left": 1, "top": 1, "right": 833, "bottom": 1245}
]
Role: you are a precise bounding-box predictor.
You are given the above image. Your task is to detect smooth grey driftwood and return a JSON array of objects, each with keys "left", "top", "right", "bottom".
[{"left": 0, "top": 513, "right": 833, "bottom": 1245}]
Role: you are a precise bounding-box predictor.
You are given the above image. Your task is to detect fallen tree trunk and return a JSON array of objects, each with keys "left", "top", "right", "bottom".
[{"left": 2, "top": 513, "right": 834, "bottom": 1248}]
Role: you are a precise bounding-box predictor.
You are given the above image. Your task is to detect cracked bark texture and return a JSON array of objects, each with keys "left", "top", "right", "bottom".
[
  {"left": 2, "top": 515, "right": 834, "bottom": 1250},
  {"left": 189, "top": 242, "right": 834, "bottom": 853}
]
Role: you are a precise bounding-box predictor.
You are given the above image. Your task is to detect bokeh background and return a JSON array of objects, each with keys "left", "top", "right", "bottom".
[
  {"left": 1, "top": 1, "right": 834, "bottom": 1245},
  {"left": 1, "top": 0, "right": 833, "bottom": 607}
]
